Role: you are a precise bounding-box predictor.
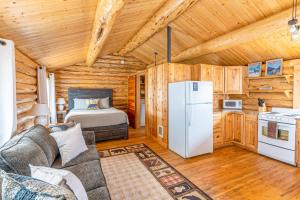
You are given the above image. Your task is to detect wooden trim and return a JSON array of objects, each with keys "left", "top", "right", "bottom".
[{"left": 86, "top": 0, "right": 125, "bottom": 66}]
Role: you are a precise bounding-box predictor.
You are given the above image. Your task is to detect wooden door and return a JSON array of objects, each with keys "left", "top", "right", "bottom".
[
  {"left": 225, "top": 66, "right": 243, "bottom": 94},
  {"left": 224, "top": 113, "right": 234, "bottom": 143},
  {"left": 233, "top": 113, "right": 245, "bottom": 145},
  {"left": 213, "top": 112, "right": 223, "bottom": 148},
  {"left": 200, "top": 64, "right": 213, "bottom": 81},
  {"left": 245, "top": 113, "right": 258, "bottom": 152},
  {"left": 128, "top": 75, "right": 136, "bottom": 128},
  {"left": 213, "top": 66, "right": 224, "bottom": 93}
]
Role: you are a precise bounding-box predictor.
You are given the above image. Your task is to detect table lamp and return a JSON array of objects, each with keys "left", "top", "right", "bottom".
[
  {"left": 28, "top": 103, "right": 50, "bottom": 126},
  {"left": 57, "top": 98, "right": 66, "bottom": 111}
]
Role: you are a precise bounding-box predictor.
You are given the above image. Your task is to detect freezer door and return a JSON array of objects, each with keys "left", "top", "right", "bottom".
[
  {"left": 186, "top": 103, "right": 213, "bottom": 157},
  {"left": 168, "top": 82, "right": 186, "bottom": 158},
  {"left": 186, "top": 81, "right": 213, "bottom": 104}
]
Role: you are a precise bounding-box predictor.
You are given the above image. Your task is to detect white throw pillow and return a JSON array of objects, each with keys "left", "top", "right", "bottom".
[
  {"left": 30, "top": 165, "right": 88, "bottom": 200},
  {"left": 74, "top": 98, "right": 89, "bottom": 110},
  {"left": 99, "top": 97, "right": 110, "bottom": 109},
  {"left": 50, "top": 123, "right": 88, "bottom": 166}
]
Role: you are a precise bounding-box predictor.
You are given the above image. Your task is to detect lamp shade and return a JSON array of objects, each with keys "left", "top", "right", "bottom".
[
  {"left": 57, "top": 98, "right": 66, "bottom": 105},
  {"left": 28, "top": 103, "right": 50, "bottom": 116}
]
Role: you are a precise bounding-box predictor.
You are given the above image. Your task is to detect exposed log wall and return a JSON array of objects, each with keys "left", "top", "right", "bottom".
[
  {"left": 16, "top": 49, "right": 38, "bottom": 132},
  {"left": 54, "top": 55, "right": 146, "bottom": 112}
]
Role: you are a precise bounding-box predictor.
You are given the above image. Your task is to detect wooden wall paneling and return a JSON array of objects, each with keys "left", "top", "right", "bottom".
[
  {"left": 128, "top": 75, "right": 136, "bottom": 128},
  {"left": 15, "top": 49, "right": 38, "bottom": 132},
  {"left": 191, "top": 64, "right": 201, "bottom": 81},
  {"left": 146, "top": 67, "right": 157, "bottom": 139},
  {"left": 168, "top": 63, "right": 191, "bottom": 82},
  {"left": 156, "top": 64, "right": 169, "bottom": 146}
]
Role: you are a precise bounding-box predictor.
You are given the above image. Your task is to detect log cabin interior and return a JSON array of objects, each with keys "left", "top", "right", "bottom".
[{"left": 2, "top": 0, "right": 300, "bottom": 199}]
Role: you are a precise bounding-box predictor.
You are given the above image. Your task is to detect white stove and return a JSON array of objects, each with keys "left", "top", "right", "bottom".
[{"left": 258, "top": 108, "right": 300, "bottom": 166}]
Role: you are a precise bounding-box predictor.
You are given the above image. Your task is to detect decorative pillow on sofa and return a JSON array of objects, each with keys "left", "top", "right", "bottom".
[
  {"left": 30, "top": 165, "right": 88, "bottom": 200},
  {"left": 49, "top": 122, "right": 76, "bottom": 133},
  {"left": 50, "top": 123, "right": 88, "bottom": 166},
  {"left": 0, "top": 169, "right": 76, "bottom": 200}
]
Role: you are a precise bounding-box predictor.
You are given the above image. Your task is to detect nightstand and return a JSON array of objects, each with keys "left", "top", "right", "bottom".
[{"left": 57, "top": 110, "right": 67, "bottom": 123}]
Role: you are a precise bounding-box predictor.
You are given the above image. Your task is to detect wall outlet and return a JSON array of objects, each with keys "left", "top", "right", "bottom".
[{"left": 158, "top": 126, "right": 164, "bottom": 138}]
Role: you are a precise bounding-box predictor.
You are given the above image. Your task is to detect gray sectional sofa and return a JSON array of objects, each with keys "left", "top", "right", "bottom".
[{"left": 0, "top": 125, "right": 111, "bottom": 200}]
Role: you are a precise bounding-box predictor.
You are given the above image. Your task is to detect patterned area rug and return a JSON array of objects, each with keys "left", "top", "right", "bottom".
[{"left": 99, "top": 144, "right": 212, "bottom": 200}]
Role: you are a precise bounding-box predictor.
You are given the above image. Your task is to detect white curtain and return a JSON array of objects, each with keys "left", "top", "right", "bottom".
[
  {"left": 37, "top": 66, "right": 48, "bottom": 104},
  {"left": 48, "top": 73, "right": 57, "bottom": 124},
  {"left": 0, "top": 38, "right": 17, "bottom": 146}
]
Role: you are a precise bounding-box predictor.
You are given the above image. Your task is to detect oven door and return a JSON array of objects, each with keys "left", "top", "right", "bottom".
[{"left": 258, "top": 120, "right": 296, "bottom": 150}]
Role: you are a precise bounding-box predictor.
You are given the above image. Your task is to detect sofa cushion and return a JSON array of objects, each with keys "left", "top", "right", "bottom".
[
  {"left": 0, "top": 137, "right": 49, "bottom": 176},
  {"left": 87, "top": 187, "right": 111, "bottom": 200},
  {"left": 51, "top": 145, "right": 99, "bottom": 169},
  {"left": 24, "top": 125, "right": 59, "bottom": 166},
  {"left": 61, "top": 160, "right": 106, "bottom": 191}
]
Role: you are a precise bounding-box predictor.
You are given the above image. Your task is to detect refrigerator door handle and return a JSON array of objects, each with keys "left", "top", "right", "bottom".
[{"left": 187, "top": 107, "right": 192, "bottom": 127}]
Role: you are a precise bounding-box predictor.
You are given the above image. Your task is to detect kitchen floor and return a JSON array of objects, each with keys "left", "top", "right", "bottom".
[{"left": 97, "top": 128, "right": 300, "bottom": 200}]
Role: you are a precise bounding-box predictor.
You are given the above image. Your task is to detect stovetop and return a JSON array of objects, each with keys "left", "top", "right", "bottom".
[{"left": 259, "top": 109, "right": 300, "bottom": 124}]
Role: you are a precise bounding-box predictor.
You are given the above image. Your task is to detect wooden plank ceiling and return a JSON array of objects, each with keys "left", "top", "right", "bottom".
[{"left": 1, "top": 0, "right": 299, "bottom": 68}]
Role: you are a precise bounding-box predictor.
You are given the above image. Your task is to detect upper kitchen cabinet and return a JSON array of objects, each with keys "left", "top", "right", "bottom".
[
  {"left": 213, "top": 66, "right": 225, "bottom": 93},
  {"left": 192, "top": 64, "right": 225, "bottom": 94},
  {"left": 224, "top": 66, "right": 244, "bottom": 94}
]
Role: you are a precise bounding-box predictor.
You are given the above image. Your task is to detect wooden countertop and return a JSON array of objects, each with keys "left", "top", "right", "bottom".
[{"left": 214, "top": 109, "right": 259, "bottom": 115}]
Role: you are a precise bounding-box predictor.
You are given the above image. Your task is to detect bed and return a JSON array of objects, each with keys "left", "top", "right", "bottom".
[{"left": 66, "top": 88, "right": 128, "bottom": 142}]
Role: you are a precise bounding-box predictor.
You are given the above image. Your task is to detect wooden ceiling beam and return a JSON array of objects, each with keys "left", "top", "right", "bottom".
[
  {"left": 86, "top": 0, "right": 125, "bottom": 67},
  {"left": 171, "top": 7, "right": 299, "bottom": 63},
  {"left": 118, "top": 0, "right": 199, "bottom": 55}
]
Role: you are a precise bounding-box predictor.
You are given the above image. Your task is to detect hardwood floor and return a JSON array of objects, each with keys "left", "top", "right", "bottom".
[{"left": 96, "top": 128, "right": 300, "bottom": 200}]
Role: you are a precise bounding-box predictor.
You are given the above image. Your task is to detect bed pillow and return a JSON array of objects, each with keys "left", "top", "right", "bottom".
[
  {"left": 30, "top": 165, "right": 88, "bottom": 200},
  {"left": 99, "top": 97, "right": 110, "bottom": 109},
  {"left": 73, "top": 98, "right": 89, "bottom": 110},
  {"left": 50, "top": 123, "right": 88, "bottom": 166},
  {"left": 0, "top": 169, "right": 76, "bottom": 200},
  {"left": 87, "top": 99, "right": 100, "bottom": 110}
]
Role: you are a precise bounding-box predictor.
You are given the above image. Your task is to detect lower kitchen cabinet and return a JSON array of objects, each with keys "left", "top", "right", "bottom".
[
  {"left": 213, "top": 112, "right": 223, "bottom": 148},
  {"left": 244, "top": 113, "right": 258, "bottom": 152},
  {"left": 213, "top": 111, "right": 257, "bottom": 150}
]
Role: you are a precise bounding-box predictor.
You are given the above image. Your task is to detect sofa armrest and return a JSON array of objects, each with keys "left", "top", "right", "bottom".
[{"left": 82, "top": 131, "right": 96, "bottom": 145}]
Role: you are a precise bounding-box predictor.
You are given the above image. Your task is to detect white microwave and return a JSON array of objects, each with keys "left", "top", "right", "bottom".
[{"left": 223, "top": 100, "right": 243, "bottom": 110}]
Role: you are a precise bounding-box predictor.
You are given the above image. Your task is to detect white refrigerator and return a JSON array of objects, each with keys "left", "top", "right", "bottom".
[{"left": 168, "top": 81, "right": 213, "bottom": 158}]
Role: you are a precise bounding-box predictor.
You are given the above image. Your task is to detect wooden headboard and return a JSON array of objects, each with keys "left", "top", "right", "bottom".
[{"left": 68, "top": 88, "right": 113, "bottom": 110}]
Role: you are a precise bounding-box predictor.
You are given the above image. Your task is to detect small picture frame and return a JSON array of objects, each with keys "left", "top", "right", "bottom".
[
  {"left": 265, "top": 58, "right": 283, "bottom": 76},
  {"left": 248, "top": 62, "right": 262, "bottom": 77}
]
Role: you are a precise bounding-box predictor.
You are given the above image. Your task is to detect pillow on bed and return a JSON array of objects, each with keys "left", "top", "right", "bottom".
[
  {"left": 87, "top": 99, "right": 100, "bottom": 110},
  {"left": 74, "top": 98, "right": 89, "bottom": 110},
  {"left": 99, "top": 97, "right": 110, "bottom": 109}
]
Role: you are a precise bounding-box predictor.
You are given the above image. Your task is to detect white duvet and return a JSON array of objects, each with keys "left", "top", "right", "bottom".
[{"left": 64, "top": 107, "right": 129, "bottom": 128}]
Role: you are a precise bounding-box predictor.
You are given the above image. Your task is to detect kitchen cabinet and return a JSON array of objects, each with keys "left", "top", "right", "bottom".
[
  {"left": 200, "top": 64, "right": 224, "bottom": 93},
  {"left": 213, "top": 112, "right": 223, "bottom": 148},
  {"left": 200, "top": 64, "right": 213, "bottom": 81},
  {"left": 233, "top": 113, "right": 245, "bottom": 145},
  {"left": 244, "top": 112, "right": 258, "bottom": 152},
  {"left": 225, "top": 66, "right": 243, "bottom": 94},
  {"left": 213, "top": 66, "right": 225, "bottom": 93},
  {"left": 224, "top": 112, "right": 235, "bottom": 143}
]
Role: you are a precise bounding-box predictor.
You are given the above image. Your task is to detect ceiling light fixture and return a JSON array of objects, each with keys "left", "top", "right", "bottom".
[{"left": 288, "top": 0, "right": 299, "bottom": 40}]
